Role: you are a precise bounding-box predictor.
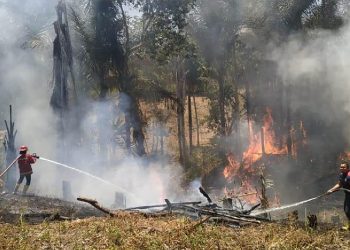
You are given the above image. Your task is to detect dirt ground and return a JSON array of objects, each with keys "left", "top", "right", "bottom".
[{"left": 0, "top": 193, "right": 103, "bottom": 224}]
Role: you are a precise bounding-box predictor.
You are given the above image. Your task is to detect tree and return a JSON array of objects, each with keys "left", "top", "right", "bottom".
[
  {"left": 71, "top": 0, "right": 196, "bottom": 157},
  {"left": 51, "top": 0, "right": 77, "bottom": 158}
]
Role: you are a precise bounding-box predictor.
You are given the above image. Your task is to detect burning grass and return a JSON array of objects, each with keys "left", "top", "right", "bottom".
[{"left": 0, "top": 211, "right": 349, "bottom": 249}]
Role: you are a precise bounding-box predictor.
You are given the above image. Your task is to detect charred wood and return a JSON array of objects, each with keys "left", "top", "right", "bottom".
[
  {"left": 77, "top": 197, "right": 116, "bottom": 217},
  {"left": 199, "top": 187, "right": 212, "bottom": 203},
  {"left": 125, "top": 201, "right": 201, "bottom": 210}
]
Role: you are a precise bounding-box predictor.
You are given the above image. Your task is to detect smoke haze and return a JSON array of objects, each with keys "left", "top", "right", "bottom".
[{"left": 1, "top": 0, "right": 350, "bottom": 209}]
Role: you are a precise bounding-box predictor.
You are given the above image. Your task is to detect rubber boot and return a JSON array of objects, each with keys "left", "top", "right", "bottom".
[
  {"left": 13, "top": 184, "right": 20, "bottom": 195},
  {"left": 341, "top": 220, "right": 350, "bottom": 231},
  {"left": 22, "top": 185, "right": 30, "bottom": 195}
]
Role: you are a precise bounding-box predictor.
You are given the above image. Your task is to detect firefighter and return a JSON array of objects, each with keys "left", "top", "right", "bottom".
[
  {"left": 13, "top": 146, "right": 39, "bottom": 195},
  {"left": 327, "top": 161, "right": 350, "bottom": 230}
]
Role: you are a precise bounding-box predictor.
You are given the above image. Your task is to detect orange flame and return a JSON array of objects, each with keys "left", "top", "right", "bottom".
[{"left": 223, "top": 108, "right": 288, "bottom": 204}]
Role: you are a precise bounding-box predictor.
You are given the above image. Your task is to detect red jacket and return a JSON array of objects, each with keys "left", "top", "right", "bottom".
[{"left": 17, "top": 154, "right": 36, "bottom": 175}]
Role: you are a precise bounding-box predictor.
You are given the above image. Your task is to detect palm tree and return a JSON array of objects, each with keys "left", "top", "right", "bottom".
[{"left": 71, "top": 0, "right": 195, "bottom": 157}]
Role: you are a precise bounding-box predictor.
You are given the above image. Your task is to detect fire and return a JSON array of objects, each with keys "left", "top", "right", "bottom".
[
  {"left": 150, "top": 169, "right": 166, "bottom": 203},
  {"left": 223, "top": 108, "right": 288, "bottom": 204}
]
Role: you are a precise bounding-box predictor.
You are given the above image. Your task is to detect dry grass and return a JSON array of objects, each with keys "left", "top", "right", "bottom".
[{"left": 0, "top": 212, "right": 349, "bottom": 250}]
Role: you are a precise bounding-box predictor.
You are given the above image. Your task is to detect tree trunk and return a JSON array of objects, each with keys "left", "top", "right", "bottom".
[
  {"left": 193, "top": 96, "right": 200, "bottom": 146},
  {"left": 123, "top": 93, "right": 146, "bottom": 156},
  {"left": 233, "top": 84, "right": 241, "bottom": 155},
  {"left": 176, "top": 64, "right": 187, "bottom": 167},
  {"left": 218, "top": 66, "right": 226, "bottom": 136},
  {"left": 286, "top": 85, "right": 293, "bottom": 159},
  {"left": 245, "top": 77, "right": 252, "bottom": 140},
  {"left": 4, "top": 105, "right": 17, "bottom": 191},
  {"left": 188, "top": 93, "right": 193, "bottom": 155}
]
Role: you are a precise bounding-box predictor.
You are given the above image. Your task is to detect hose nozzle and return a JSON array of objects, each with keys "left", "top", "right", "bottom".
[{"left": 32, "top": 153, "right": 40, "bottom": 159}]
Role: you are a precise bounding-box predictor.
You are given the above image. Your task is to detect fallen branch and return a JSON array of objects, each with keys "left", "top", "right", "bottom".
[
  {"left": 187, "top": 216, "right": 212, "bottom": 233},
  {"left": 199, "top": 187, "right": 212, "bottom": 203},
  {"left": 242, "top": 203, "right": 261, "bottom": 214},
  {"left": 125, "top": 201, "right": 201, "bottom": 211},
  {"left": 77, "top": 197, "right": 116, "bottom": 217}
]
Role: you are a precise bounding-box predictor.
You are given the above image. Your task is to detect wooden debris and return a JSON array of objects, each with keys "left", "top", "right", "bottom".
[
  {"left": 77, "top": 197, "right": 116, "bottom": 217},
  {"left": 125, "top": 201, "right": 201, "bottom": 211},
  {"left": 199, "top": 187, "right": 212, "bottom": 203},
  {"left": 77, "top": 187, "right": 270, "bottom": 228},
  {"left": 186, "top": 216, "right": 212, "bottom": 233}
]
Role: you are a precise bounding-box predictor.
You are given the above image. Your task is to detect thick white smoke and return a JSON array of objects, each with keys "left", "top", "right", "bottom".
[
  {"left": 0, "top": 0, "right": 205, "bottom": 207},
  {"left": 269, "top": 18, "right": 350, "bottom": 143}
]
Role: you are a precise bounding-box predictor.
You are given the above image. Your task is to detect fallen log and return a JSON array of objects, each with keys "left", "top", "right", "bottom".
[{"left": 77, "top": 197, "right": 116, "bottom": 217}]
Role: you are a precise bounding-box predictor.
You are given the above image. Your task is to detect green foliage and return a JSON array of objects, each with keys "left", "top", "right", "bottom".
[
  {"left": 71, "top": 0, "right": 126, "bottom": 96},
  {"left": 139, "top": 0, "right": 196, "bottom": 62}
]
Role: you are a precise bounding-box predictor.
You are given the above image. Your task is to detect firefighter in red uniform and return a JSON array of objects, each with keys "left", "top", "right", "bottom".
[{"left": 13, "top": 146, "right": 39, "bottom": 195}]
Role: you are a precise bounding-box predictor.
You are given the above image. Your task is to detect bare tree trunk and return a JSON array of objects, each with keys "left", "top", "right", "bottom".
[
  {"left": 99, "top": 70, "right": 108, "bottom": 100},
  {"left": 123, "top": 93, "right": 146, "bottom": 156},
  {"left": 160, "top": 134, "right": 164, "bottom": 155},
  {"left": 124, "top": 114, "right": 132, "bottom": 154},
  {"left": 233, "top": 83, "right": 241, "bottom": 155},
  {"left": 188, "top": 94, "right": 193, "bottom": 156},
  {"left": 261, "top": 127, "right": 265, "bottom": 156},
  {"left": 51, "top": 1, "right": 77, "bottom": 160},
  {"left": 218, "top": 66, "right": 226, "bottom": 136},
  {"left": 176, "top": 64, "right": 187, "bottom": 167},
  {"left": 286, "top": 85, "right": 293, "bottom": 159},
  {"left": 4, "top": 105, "right": 17, "bottom": 191},
  {"left": 245, "top": 78, "right": 252, "bottom": 140},
  {"left": 193, "top": 96, "right": 200, "bottom": 146}
]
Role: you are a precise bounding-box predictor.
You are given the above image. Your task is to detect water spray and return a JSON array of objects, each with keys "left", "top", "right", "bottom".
[{"left": 38, "top": 157, "right": 143, "bottom": 204}]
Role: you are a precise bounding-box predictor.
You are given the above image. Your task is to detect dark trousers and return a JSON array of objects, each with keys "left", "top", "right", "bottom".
[
  {"left": 18, "top": 174, "right": 31, "bottom": 186},
  {"left": 345, "top": 193, "right": 350, "bottom": 220}
]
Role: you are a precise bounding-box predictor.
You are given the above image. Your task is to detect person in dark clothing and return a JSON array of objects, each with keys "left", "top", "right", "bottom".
[
  {"left": 327, "top": 161, "right": 350, "bottom": 230},
  {"left": 13, "top": 145, "right": 38, "bottom": 195}
]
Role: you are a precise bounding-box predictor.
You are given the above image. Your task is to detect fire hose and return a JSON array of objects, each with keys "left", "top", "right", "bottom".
[
  {"left": 252, "top": 189, "right": 350, "bottom": 216},
  {"left": 0, "top": 156, "right": 20, "bottom": 179},
  {"left": 339, "top": 188, "right": 350, "bottom": 193},
  {"left": 0, "top": 156, "right": 20, "bottom": 187}
]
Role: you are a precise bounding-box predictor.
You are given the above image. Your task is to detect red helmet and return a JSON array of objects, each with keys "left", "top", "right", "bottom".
[{"left": 19, "top": 145, "right": 28, "bottom": 152}]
